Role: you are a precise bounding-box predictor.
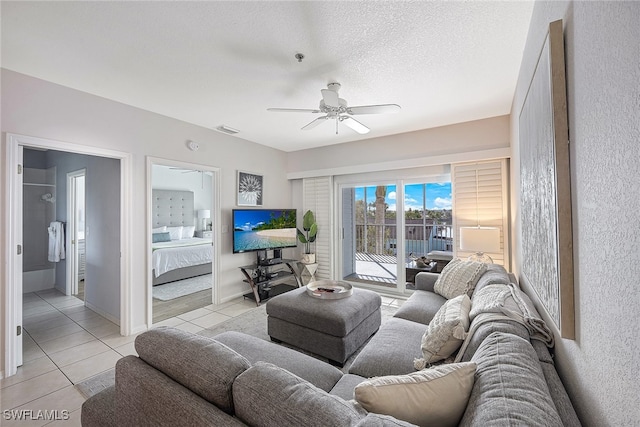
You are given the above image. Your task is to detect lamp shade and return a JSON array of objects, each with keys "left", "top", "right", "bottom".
[
  {"left": 197, "top": 209, "right": 211, "bottom": 219},
  {"left": 459, "top": 227, "right": 501, "bottom": 253}
]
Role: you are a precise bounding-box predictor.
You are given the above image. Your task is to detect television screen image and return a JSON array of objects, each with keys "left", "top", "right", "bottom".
[{"left": 233, "top": 209, "right": 297, "bottom": 253}]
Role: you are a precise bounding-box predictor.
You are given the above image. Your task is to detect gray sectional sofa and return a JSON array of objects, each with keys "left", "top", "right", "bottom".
[{"left": 81, "top": 264, "right": 581, "bottom": 426}]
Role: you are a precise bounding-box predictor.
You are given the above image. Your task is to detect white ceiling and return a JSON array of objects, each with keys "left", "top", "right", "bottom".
[{"left": 1, "top": 1, "right": 533, "bottom": 152}]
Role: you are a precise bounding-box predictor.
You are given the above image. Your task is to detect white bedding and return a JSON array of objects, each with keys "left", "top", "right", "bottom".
[{"left": 152, "top": 238, "right": 212, "bottom": 278}]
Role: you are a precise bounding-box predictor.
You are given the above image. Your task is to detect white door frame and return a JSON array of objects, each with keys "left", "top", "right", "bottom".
[
  {"left": 146, "top": 157, "right": 221, "bottom": 328},
  {"left": 4, "top": 133, "right": 132, "bottom": 378},
  {"left": 66, "top": 169, "right": 86, "bottom": 297}
]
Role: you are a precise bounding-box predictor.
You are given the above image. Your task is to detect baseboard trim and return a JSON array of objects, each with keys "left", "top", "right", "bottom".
[
  {"left": 85, "top": 301, "right": 120, "bottom": 326},
  {"left": 221, "top": 291, "right": 250, "bottom": 304}
]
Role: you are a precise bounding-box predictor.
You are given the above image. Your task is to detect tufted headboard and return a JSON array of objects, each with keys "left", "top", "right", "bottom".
[{"left": 152, "top": 189, "right": 195, "bottom": 228}]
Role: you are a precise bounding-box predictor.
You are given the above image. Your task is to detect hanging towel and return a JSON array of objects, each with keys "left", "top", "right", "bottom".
[{"left": 48, "top": 221, "right": 66, "bottom": 262}]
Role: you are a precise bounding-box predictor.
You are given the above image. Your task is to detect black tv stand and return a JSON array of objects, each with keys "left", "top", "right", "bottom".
[
  {"left": 239, "top": 259, "right": 302, "bottom": 306},
  {"left": 256, "top": 249, "right": 283, "bottom": 266}
]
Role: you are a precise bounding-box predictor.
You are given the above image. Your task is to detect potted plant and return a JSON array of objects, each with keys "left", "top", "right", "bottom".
[{"left": 297, "top": 210, "right": 318, "bottom": 264}]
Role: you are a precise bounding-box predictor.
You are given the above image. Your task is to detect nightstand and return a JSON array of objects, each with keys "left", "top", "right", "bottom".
[{"left": 195, "top": 230, "right": 213, "bottom": 238}]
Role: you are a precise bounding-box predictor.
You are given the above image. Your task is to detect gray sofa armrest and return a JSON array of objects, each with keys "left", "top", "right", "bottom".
[
  {"left": 135, "top": 326, "right": 251, "bottom": 413},
  {"left": 414, "top": 272, "right": 439, "bottom": 292},
  {"left": 81, "top": 386, "right": 116, "bottom": 427},
  {"left": 115, "top": 356, "right": 246, "bottom": 427}
]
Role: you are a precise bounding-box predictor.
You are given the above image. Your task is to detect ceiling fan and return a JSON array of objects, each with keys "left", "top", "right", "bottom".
[{"left": 267, "top": 83, "right": 401, "bottom": 135}]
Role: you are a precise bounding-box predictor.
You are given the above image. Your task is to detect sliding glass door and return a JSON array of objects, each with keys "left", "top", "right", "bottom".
[{"left": 340, "top": 180, "right": 451, "bottom": 293}]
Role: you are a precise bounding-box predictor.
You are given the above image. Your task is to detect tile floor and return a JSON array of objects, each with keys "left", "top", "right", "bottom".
[{"left": 0, "top": 288, "right": 406, "bottom": 426}]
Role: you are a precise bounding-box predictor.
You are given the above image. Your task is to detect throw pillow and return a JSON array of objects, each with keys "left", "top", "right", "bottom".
[
  {"left": 152, "top": 225, "right": 167, "bottom": 234},
  {"left": 181, "top": 225, "right": 195, "bottom": 239},
  {"left": 434, "top": 258, "right": 488, "bottom": 299},
  {"left": 354, "top": 362, "right": 477, "bottom": 427},
  {"left": 152, "top": 232, "right": 171, "bottom": 243},
  {"left": 166, "top": 226, "right": 183, "bottom": 241},
  {"left": 415, "top": 294, "right": 471, "bottom": 368}
]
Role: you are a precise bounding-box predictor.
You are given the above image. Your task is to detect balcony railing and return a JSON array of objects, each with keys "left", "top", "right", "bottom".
[{"left": 355, "top": 223, "right": 453, "bottom": 257}]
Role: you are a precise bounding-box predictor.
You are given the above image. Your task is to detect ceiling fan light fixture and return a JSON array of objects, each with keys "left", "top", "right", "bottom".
[{"left": 216, "top": 125, "right": 239, "bottom": 135}]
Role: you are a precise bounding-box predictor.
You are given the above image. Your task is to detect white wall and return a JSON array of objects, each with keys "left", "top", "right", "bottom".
[
  {"left": 287, "top": 115, "right": 510, "bottom": 175},
  {"left": 44, "top": 150, "right": 121, "bottom": 321},
  {"left": 510, "top": 2, "right": 640, "bottom": 425},
  {"left": 1, "top": 69, "right": 292, "bottom": 371}
]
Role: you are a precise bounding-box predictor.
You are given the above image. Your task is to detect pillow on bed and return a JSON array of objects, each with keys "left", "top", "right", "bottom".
[
  {"left": 152, "top": 232, "right": 171, "bottom": 243},
  {"left": 167, "top": 226, "right": 184, "bottom": 241},
  {"left": 152, "top": 226, "right": 167, "bottom": 234},
  {"left": 182, "top": 226, "right": 195, "bottom": 239}
]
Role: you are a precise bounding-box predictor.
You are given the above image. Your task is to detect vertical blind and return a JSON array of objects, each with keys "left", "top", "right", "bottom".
[
  {"left": 452, "top": 159, "right": 509, "bottom": 269},
  {"left": 303, "top": 177, "right": 333, "bottom": 280}
]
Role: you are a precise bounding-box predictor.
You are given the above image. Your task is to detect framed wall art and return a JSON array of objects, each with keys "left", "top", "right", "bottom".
[
  {"left": 237, "top": 170, "right": 263, "bottom": 207},
  {"left": 518, "top": 20, "right": 574, "bottom": 339}
]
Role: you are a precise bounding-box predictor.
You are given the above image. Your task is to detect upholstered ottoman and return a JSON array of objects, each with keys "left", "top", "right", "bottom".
[{"left": 266, "top": 287, "right": 381, "bottom": 366}]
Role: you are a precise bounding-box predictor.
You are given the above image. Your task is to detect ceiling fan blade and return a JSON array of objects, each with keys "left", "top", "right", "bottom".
[
  {"left": 341, "top": 116, "right": 370, "bottom": 134},
  {"left": 347, "top": 104, "right": 401, "bottom": 115},
  {"left": 321, "top": 89, "right": 340, "bottom": 108},
  {"left": 267, "top": 108, "right": 321, "bottom": 113},
  {"left": 301, "top": 116, "right": 329, "bottom": 130}
]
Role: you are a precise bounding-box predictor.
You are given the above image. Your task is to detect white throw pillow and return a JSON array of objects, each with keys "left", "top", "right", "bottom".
[
  {"left": 166, "top": 226, "right": 183, "bottom": 241},
  {"left": 434, "top": 258, "right": 488, "bottom": 299},
  {"left": 415, "top": 294, "right": 471, "bottom": 367},
  {"left": 152, "top": 226, "right": 167, "bottom": 234},
  {"left": 181, "top": 225, "right": 195, "bottom": 239},
  {"left": 354, "top": 362, "right": 477, "bottom": 427}
]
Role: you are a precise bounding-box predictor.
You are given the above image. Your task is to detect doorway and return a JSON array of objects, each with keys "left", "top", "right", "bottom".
[
  {"left": 4, "top": 133, "right": 132, "bottom": 378},
  {"left": 146, "top": 157, "right": 221, "bottom": 328}
]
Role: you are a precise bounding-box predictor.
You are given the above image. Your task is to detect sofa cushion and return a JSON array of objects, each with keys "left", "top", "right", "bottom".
[
  {"left": 211, "top": 330, "right": 343, "bottom": 392},
  {"left": 348, "top": 317, "right": 426, "bottom": 378},
  {"left": 392, "top": 289, "right": 447, "bottom": 325},
  {"left": 415, "top": 294, "right": 471, "bottom": 367},
  {"left": 459, "top": 332, "right": 563, "bottom": 427},
  {"left": 233, "top": 362, "right": 367, "bottom": 427},
  {"left": 134, "top": 326, "right": 250, "bottom": 413},
  {"left": 434, "top": 258, "right": 487, "bottom": 299},
  {"left": 355, "top": 413, "right": 418, "bottom": 426},
  {"left": 472, "top": 263, "right": 510, "bottom": 294},
  {"left": 354, "top": 362, "right": 476, "bottom": 427},
  {"left": 329, "top": 373, "right": 368, "bottom": 401}
]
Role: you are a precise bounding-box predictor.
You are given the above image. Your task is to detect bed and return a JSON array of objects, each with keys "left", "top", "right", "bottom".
[{"left": 152, "top": 189, "right": 213, "bottom": 286}]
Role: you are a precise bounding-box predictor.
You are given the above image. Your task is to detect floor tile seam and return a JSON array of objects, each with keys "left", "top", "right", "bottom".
[
  {"left": 50, "top": 347, "right": 115, "bottom": 370},
  {"left": 0, "top": 361, "right": 66, "bottom": 394},
  {"left": 3, "top": 380, "right": 73, "bottom": 411}
]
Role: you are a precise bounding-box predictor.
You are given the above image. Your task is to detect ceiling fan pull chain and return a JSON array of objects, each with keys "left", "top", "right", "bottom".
[{"left": 336, "top": 117, "right": 339, "bottom": 134}]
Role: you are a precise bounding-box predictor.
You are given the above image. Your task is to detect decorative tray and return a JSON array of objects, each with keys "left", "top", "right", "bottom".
[{"left": 306, "top": 280, "right": 353, "bottom": 300}]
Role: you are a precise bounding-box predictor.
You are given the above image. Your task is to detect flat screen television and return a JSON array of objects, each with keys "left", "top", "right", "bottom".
[{"left": 232, "top": 209, "right": 297, "bottom": 254}]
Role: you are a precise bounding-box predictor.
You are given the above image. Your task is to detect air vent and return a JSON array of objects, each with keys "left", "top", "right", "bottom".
[{"left": 216, "top": 125, "right": 239, "bottom": 135}]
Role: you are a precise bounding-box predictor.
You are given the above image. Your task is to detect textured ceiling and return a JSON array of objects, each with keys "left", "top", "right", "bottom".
[{"left": 1, "top": 1, "right": 533, "bottom": 152}]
